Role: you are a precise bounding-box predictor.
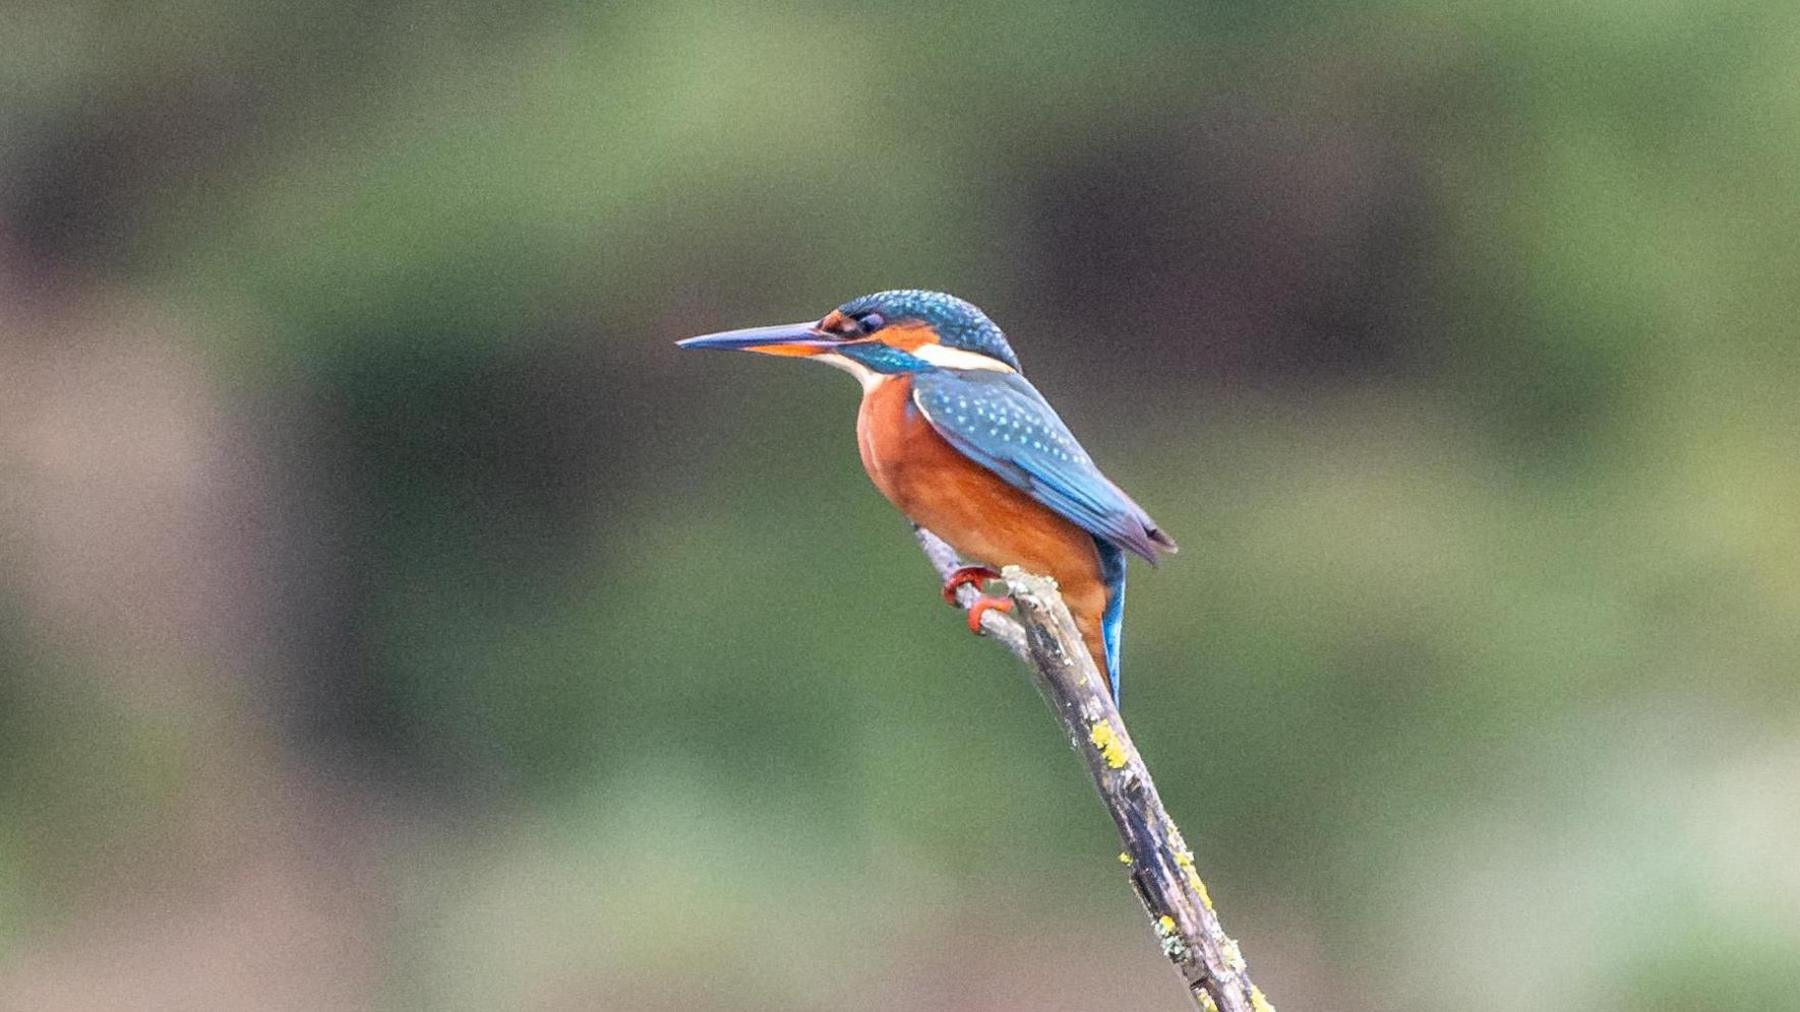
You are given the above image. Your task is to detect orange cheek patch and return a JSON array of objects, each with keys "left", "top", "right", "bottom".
[{"left": 880, "top": 323, "right": 941, "bottom": 352}]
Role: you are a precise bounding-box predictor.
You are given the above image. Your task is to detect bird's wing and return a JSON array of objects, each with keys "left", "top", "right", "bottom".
[{"left": 910, "top": 370, "right": 1177, "bottom": 563}]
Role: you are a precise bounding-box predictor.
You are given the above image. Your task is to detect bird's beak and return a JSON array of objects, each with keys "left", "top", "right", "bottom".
[{"left": 676, "top": 321, "right": 838, "bottom": 357}]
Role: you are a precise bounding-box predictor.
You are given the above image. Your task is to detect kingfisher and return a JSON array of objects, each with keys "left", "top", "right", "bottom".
[{"left": 678, "top": 290, "right": 1177, "bottom": 699}]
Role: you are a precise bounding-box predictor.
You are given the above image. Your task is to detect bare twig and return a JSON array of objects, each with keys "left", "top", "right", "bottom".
[{"left": 915, "top": 525, "right": 1273, "bottom": 1012}]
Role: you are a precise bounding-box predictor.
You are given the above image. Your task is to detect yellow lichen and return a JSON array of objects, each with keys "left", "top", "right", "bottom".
[
  {"left": 1157, "top": 915, "right": 1176, "bottom": 934},
  {"left": 1251, "top": 985, "right": 1276, "bottom": 1012},
  {"left": 1191, "top": 874, "right": 1214, "bottom": 911},
  {"left": 1174, "top": 850, "right": 1215, "bottom": 910},
  {"left": 1198, "top": 992, "right": 1220, "bottom": 1012},
  {"left": 1088, "top": 722, "right": 1129, "bottom": 769},
  {"left": 1118, "top": 851, "right": 1133, "bottom": 865}
]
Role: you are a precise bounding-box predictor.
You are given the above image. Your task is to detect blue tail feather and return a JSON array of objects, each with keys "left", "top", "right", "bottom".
[{"left": 1096, "top": 539, "right": 1127, "bottom": 702}]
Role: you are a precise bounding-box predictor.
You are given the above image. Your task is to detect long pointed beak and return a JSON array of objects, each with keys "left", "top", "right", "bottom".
[{"left": 676, "top": 321, "right": 838, "bottom": 357}]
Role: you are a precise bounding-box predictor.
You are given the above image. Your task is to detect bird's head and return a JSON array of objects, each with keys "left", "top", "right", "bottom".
[{"left": 678, "top": 290, "right": 1022, "bottom": 384}]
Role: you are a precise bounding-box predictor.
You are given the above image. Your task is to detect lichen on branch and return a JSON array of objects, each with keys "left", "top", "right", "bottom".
[{"left": 913, "top": 525, "right": 1271, "bottom": 1012}]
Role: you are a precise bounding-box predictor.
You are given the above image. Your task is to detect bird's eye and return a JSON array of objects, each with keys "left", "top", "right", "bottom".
[{"left": 858, "top": 312, "right": 886, "bottom": 332}]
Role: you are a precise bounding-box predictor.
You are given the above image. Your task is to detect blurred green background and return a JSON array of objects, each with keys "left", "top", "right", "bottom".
[{"left": 3, "top": 2, "right": 1797, "bottom": 1009}]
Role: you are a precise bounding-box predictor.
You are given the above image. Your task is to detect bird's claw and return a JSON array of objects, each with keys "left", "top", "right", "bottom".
[
  {"left": 967, "top": 595, "right": 1014, "bottom": 634},
  {"left": 942, "top": 565, "right": 1003, "bottom": 606}
]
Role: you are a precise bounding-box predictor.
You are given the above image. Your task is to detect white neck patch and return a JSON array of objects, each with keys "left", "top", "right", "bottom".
[
  {"left": 910, "top": 343, "right": 1016, "bottom": 373},
  {"left": 814, "top": 344, "right": 1014, "bottom": 391}
]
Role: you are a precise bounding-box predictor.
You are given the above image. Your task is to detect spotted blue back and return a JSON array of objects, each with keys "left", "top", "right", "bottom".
[{"left": 910, "top": 370, "right": 1174, "bottom": 564}]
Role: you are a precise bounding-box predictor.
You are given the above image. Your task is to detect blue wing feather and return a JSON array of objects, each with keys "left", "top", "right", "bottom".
[
  {"left": 909, "top": 370, "right": 1175, "bottom": 563},
  {"left": 911, "top": 370, "right": 1167, "bottom": 701}
]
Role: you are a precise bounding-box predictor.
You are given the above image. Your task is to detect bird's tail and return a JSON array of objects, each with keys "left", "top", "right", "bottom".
[{"left": 1096, "top": 540, "right": 1128, "bottom": 702}]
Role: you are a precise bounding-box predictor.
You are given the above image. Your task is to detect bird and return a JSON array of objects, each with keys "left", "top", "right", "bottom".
[{"left": 677, "top": 290, "right": 1176, "bottom": 700}]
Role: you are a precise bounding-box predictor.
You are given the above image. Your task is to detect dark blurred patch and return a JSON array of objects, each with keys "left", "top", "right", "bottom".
[
  {"left": 331, "top": 341, "right": 617, "bottom": 566},
  {"left": 5, "top": 113, "right": 139, "bottom": 273},
  {"left": 0, "top": 2, "right": 573, "bottom": 280},
  {"left": 2, "top": 74, "right": 254, "bottom": 275},
  {"left": 1025, "top": 107, "right": 1431, "bottom": 384},
  {"left": 272, "top": 328, "right": 657, "bottom": 794}
]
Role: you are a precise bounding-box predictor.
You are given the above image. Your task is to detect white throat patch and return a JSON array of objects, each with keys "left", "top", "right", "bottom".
[{"left": 814, "top": 352, "right": 884, "bottom": 391}]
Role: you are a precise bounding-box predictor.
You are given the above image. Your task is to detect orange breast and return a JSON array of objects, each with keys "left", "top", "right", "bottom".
[{"left": 856, "top": 375, "right": 1111, "bottom": 669}]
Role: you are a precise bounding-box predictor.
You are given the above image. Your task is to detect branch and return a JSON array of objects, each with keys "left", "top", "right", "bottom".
[{"left": 914, "top": 525, "right": 1274, "bottom": 1012}]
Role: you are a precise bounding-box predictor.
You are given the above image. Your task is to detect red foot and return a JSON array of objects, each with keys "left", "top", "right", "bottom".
[
  {"left": 941, "top": 566, "right": 1003, "bottom": 606},
  {"left": 967, "top": 596, "right": 1014, "bottom": 633}
]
